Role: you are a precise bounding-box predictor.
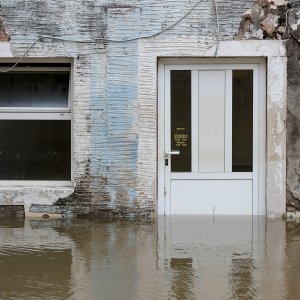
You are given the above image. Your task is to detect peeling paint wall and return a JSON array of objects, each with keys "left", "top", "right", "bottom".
[{"left": 0, "top": 0, "right": 295, "bottom": 218}]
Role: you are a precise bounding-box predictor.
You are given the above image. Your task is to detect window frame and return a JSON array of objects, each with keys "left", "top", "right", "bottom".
[{"left": 0, "top": 63, "right": 74, "bottom": 186}]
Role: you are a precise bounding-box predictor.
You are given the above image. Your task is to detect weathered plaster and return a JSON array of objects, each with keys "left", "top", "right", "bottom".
[
  {"left": 0, "top": 187, "right": 74, "bottom": 212},
  {"left": 139, "top": 38, "right": 286, "bottom": 217},
  {"left": 0, "top": 0, "right": 290, "bottom": 218},
  {"left": 266, "top": 56, "right": 287, "bottom": 218},
  {"left": 0, "top": 16, "right": 12, "bottom": 56},
  {"left": 205, "top": 39, "right": 286, "bottom": 56},
  {"left": 0, "top": 42, "right": 12, "bottom": 56}
]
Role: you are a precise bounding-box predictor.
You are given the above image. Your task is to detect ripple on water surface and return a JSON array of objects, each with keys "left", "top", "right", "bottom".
[{"left": 0, "top": 216, "right": 299, "bottom": 300}]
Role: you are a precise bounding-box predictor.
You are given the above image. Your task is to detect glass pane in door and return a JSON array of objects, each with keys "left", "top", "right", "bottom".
[
  {"left": 198, "top": 71, "right": 225, "bottom": 173},
  {"left": 232, "top": 70, "right": 253, "bottom": 172},
  {"left": 170, "top": 70, "right": 191, "bottom": 172}
]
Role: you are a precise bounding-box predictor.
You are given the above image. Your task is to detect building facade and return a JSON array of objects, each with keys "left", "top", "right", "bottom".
[{"left": 0, "top": 0, "right": 299, "bottom": 219}]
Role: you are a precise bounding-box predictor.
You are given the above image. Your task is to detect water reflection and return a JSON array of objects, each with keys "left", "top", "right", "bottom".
[
  {"left": 286, "top": 223, "right": 300, "bottom": 300},
  {"left": 230, "top": 257, "right": 255, "bottom": 299},
  {"left": 0, "top": 216, "right": 299, "bottom": 299},
  {"left": 170, "top": 257, "right": 194, "bottom": 300}
]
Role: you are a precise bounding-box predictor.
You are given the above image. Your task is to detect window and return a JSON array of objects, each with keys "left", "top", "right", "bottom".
[{"left": 0, "top": 63, "right": 72, "bottom": 181}]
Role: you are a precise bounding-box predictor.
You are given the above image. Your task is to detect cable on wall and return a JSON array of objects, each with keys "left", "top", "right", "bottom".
[
  {"left": 40, "top": 0, "right": 206, "bottom": 43},
  {"left": 0, "top": 0, "right": 223, "bottom": 72},
  {"left": 0, "top": 37, "right": 42, "bottom": 73},
  {"left": 212, "top": 0, "right": 220, "bottom": 57}
]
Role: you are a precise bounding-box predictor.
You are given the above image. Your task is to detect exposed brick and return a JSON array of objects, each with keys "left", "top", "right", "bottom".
[{"left": 0, "top": 16, "right": 10, "bottom": 42}]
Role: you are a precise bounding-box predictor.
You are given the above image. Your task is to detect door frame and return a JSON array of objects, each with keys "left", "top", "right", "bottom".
[{"left": 158, "top": 58, "right": 266, "bottom": 215}]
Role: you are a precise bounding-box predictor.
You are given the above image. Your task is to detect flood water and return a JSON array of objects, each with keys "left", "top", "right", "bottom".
[{"left": 0, "top": 216, "right": 299, "bottom": 300}]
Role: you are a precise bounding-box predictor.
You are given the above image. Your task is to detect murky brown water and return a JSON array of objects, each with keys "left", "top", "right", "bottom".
[{"left": 0, "top": 216, "right": 299, "bottom": 300}]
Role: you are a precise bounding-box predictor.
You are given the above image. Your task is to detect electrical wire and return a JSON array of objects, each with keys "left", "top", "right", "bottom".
[
  {"left": 0, "top": 0, "right": 223, "bottom": 72},
  {"left": 0, "top": 37, "right": 42, "bottom": 73},
  {"left": 41, "top": 0, "right": 206, "bottom": 43},
  {"left": 212, "top": 0, "right": 220, "bottom": 57},
  {"left": 105, "top": 0, "right": 206, "bottom": 42}
]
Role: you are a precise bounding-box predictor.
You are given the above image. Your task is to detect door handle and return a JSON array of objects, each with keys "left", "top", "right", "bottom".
[{"left": 165, "top": 151, "right": 180, "bottom": 155}]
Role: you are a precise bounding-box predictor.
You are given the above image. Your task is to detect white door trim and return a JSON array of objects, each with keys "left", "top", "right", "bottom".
[{"left": 158, "top": 59, "right": 266, "bottom": 215}]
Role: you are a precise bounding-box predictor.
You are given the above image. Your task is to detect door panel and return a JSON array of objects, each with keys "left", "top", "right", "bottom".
[
  {"left": 161, "top": 62, "right": 264, "bottom": 215},
  {"left": 198, "top": 71, "right": 225, "bottom": 173},
  {"left": 232, "top": 70, "right": 253, "bottom": 172},
  {"left": 171, "top": 180, "right": 252, "bottom": 215}
]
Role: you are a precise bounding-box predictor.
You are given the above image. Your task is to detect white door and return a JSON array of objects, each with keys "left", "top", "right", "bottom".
[{"left": 158, "top": 60, "right": 266, "bottom": 215}]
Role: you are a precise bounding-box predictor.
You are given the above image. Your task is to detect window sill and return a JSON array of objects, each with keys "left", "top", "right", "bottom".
[{"left": 0, "top": 181, "right": 75, "bottom": 190}]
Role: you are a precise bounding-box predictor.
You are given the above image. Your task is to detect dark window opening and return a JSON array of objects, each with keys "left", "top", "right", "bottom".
[
  {"left": 171, "top": 70, "right": 192, "bottom": 172},
  {"left": 0, "top": 121, "right": 71, "bottom": 180},
  {"left": 0, "top": 72, "right": 69, "bottom": 108}
]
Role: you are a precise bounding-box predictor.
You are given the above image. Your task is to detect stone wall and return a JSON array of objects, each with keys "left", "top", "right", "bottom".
[
  {"left": 236, "top": 0, "right": 291, "bottom": 39},
  {"left": 236, "top": 0, "right": 300, "bottom": 214}
]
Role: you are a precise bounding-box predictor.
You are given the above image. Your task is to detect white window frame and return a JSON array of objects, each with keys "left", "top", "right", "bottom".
[{"left": 0, "top": 63, "right": 74, "bottom": 186}]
